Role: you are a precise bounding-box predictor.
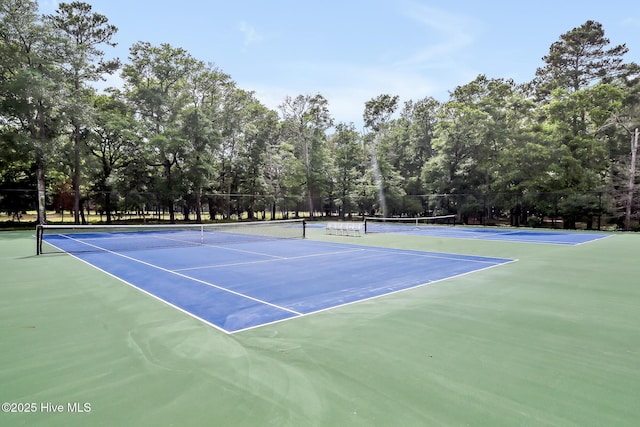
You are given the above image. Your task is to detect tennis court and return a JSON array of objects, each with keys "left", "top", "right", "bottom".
[
  {"left": 364, "top": 217, "right": 609, "bottom": 245},
  {"left": 2, "top": 224, "right": 639, "bottom": 426},
  {"left": 38, "top": 221, "right": 512, "bottom": 333}
]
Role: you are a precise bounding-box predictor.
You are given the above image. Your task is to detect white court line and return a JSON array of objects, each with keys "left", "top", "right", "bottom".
[
  {"left": 45, "top": 234, "right": 517, "bottom": 334},
  {"left": 56, "top": 234, "right": 303, "bottom": 316},
  {"left": 569, "top": 234, "right": 614, "bottom": 246},
  {"left": 361, "top": 246, "right": 509, "bottom": 265},
  {"left": 77, "top": 231, "right": 290, "bottom": 259},
  {"left": 403, "top": 230, "right": 609, "bottom": 246},
  {"left": 40, "top": 238, "right": 233, "bottom": 334},
  {"left": 174, "top": 248, "right": 366, "bottom": 271},
  {"left": 231, "top": 258, "right": 519, "bottom": 334}
]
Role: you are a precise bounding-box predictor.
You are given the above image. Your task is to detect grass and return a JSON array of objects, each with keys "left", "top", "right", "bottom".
[{"left": 1, "top": 227, "right": 639, "bottom": 426}]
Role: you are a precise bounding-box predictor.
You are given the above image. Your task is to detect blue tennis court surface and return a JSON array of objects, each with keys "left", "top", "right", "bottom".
[
  {"left": 366, "top": 224, "right": 610, "bottom": 245},
  {"left": 43, "top": 234, "right": 513, "bottom": 333}
]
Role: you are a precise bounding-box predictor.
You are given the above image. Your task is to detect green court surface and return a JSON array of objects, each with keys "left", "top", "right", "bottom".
[{"left": 1, "top": 228, "right": 639, "bottom": 426}]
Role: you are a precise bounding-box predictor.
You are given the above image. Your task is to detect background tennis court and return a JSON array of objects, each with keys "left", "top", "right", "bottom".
[
  {"left": 364, "top": 218, "right": 609, "bottom": 245},
  {"left": 1, "top": 226, "right": 639, "bottom": 426}
]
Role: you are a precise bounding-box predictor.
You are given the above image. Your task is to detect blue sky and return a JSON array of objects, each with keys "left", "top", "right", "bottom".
[{"left": 40, "top": 0, "right": 640, "bottom": 127}]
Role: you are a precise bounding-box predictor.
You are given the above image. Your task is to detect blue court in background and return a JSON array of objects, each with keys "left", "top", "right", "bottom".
[
  {"left": 43, "top": 235, "right": 513, "bottom": 333},
  {"left": 365, "top": 223, "right": 610, "bottom": 245}
]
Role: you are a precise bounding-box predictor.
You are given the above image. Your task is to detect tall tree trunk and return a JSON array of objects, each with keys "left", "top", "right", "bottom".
[
  {"left": 226, "top": 181, "right": 232, "bottom": 219},
  {"left": 105, "top": 189, "right": 112, "bottom": 224},
  {"left": 36, "top": 162, "right": 47, "bottom": 225},
  {"left": 307, "top": 186, "right": 314, "bottom": 218},
  {"left": 271, "top": 198, "right": 276, "bottom": 220},
  {"left": 73, "top": 124, "right": 81, "bottom": 224},
  {"left": 195, "top": 190, "right": 202, "bottom": 223},
  {"left": 164, "top": 159, "right": 175, "bottom": 224},
  {"left": 36, "top": 103, "right": 48, "bottom": 225},
  {"left": 624, "top": 128, "right": 639, "bottom": 231}
]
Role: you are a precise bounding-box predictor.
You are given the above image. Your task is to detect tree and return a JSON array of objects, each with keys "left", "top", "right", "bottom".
[
  {"left": 534, "top": 20, "right": 628, "bottom": 97},
  {"left": 626, "top": 128, "right": 639, "bottom": 230},
  {"left": 214, "top": 85, "right": 244, "bottom": 218},
  {"left": 531, "top": 22, "right": 630, "bottom": 227},
  {"left": 398, "top": 97, "right": 439, "bottom": 176},
  {"left": 601, "top": 77, "right": 640, "bottom": 230},
  {"left": 235, "top": 99, "right": 279, "bottom": 219},
  {"left": 420, "top": 76, "right": 544, "bottom": 223},
  {"left": 610, "top": 66, "right": 640, "bottom": 230},
  {"left": 86, "top": 91, "right": 140, "bottom": 223},
  {"left": 279, "top": 94, "right": 333, "bottom": 217},
  {"left": 533, "top": 21, "right": 627, "bottom": 191},
  {"left": 328, "top": 123, "right": 363, "bottom": 218},
  {"left": 0, "top": 128, "right": 34, "bottom": 220},
  {"left": 363, "top": 94, "right": 399, "bottom": 216},
  {"left": 0, "top": 0, "right": 66, "bottom": 224},
  {"left": 47, "top": 1, "right": 119, "bottom": 224},
  {"left": 543, "top": 84, "right": 624, "bottom": 195},
  {"left": 179, "top": 61, "right": 227, "bottom": 222},
  {"left": 423, "top": 100, "right": 485, "bottom": 195},
  {"left": 122, "top": 42, "right": 195, "bottom": 223}
]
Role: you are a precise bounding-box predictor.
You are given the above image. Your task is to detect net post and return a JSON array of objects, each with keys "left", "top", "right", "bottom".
[
  {"left": 302, "top": 219, "right": 306, "bottom": 238},
  {"left": 36, "top": 224, "right": 43, "bottom": 255}
]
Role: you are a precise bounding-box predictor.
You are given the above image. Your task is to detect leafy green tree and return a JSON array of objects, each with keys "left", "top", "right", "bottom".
[
  {"left": 262, "top": 126, "right": 295, "bottom": 219},
  {"left": 214, "top": 86, "right": 254, "bottom": 219},
  {"left": 363, "top": 94, "right": 399, "bottom": 216},
  {"left": 235, "top": 100, "right": 279, "bottom": 219},
  {"left": 397, "top": 97, "right": 439, "bottom": 179},
  {"left": 600, "top": 73, "right": 640, "bottom": 230},
  {"left": 0, "top": 128, "right": 34, "bottom": 220},
  {"left": 179, "top": 62, "right": 228, "bottom": 222},
  {"left": 328, "top": 123, "right": 363, "bottom": 218},
  {"left": 543, "top": 84, "right": 625, "bottom": 193},
  {"left": 382, "top": 97, "right": 440, "bottom": 215},
  {"left": 122, "top": 42, "right": 195, "bottom": 223},
  {"left": 422, "top": 96, "right": 485, "bottom": 196},
  {"left": 422, "top": 103, "right": 476, "bottom": 194},
  {"left": 0, "top": 0, "right": 66, "bottom": 223},
  {"left": 86, "top": 91, "right": 140, "bottom": 223},
  {"left": 279, "top": 94, "right": 333, "bottom": 217},
  {"left": 531, "top": 21, "right": 631, "bottom": 227},
  {"left": 47, "top": 1, "right": 119, "bottom": 223},
  {"left": 422, "top": 76, "right": 541, "bottom": 222},
  {"left": 534, "top": 20, "right": 628, "bottom": 97}
]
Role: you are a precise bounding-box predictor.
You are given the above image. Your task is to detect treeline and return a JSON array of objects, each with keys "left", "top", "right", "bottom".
[{"left": 1, "top": 1, "right": 639, "bottom": 229}]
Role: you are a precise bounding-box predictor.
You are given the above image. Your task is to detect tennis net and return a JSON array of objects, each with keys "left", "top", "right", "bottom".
[
  {"left": 36, "top": 219, "right": 306, "bottom": 255},
  {"left": 364, "top": 215, "right": 456, "bottom": 233}
]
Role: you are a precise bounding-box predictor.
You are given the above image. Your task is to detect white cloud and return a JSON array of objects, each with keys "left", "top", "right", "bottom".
[
  {"left": 621, "top": 17, "right": 640, "bottom": 26},
  {"left": 396, "top": 2, "right": 478, "bottom": 68},
  {"left": 239, "top": 21, "right": 264, "bottom": 47},
  {"left": 237, "top": 4, "right": 481, "bottom": 126},
  {"left": 243, "top": 60, "right": 467, "bottom": 128}
]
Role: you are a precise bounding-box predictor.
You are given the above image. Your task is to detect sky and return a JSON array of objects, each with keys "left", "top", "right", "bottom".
[{"left": 39, "top": 0, "right": 640, "bottom": 128}]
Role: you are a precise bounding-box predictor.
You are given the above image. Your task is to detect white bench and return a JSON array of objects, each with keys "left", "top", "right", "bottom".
[{"left": 325, "top": 222, "right": 364, "bottom": 237}]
